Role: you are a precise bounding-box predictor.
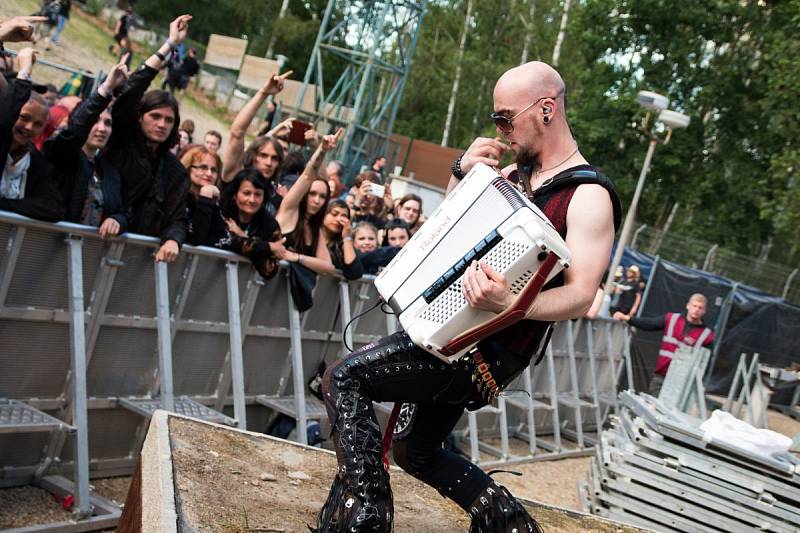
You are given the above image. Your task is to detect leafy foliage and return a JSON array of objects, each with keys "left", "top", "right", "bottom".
[{"left": 136, "top": 0, "right": 799, "bottom": 265}]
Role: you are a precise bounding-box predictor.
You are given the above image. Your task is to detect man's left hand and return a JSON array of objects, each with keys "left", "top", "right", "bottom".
[{"left": 462, "top": 261, "right": 513, "bottom": 313}]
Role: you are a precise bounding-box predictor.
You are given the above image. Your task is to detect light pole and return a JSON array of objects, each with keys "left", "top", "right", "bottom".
[{"left": 605, "top": 91, "right": 690, "bottom": 296}]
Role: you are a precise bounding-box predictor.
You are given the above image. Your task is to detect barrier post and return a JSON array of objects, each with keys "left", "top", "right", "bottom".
[
  {"left": 65, "top": 236, "right": 91, "bottom": 517},
  {"left": 338, "top": 281, "right": 353, "bottom": 356},
  {"left": 225, "top": 261, "right": 247, "bottom": 429},
  {"left": 586, "top": 322, "right": 604, "bottom": 439},
  {"left": 287, "top": 277, "right": 309, "bottom": 445},
  {"left": 154, "top": 260, "right": 174, "bottom": 411},
  {"left": 565, "top": 320, "right": 585, "bottom": 447},
  {"left": 545, "top": 344, "right": 562, "bottom": 451}
]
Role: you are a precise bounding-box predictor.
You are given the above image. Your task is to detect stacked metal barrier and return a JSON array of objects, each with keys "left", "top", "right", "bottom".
[
  {"left": 586, "top": 391, "right": 800, "bottom": 532},
  {"left": 0, "top": 212, "right": 632, "bottom": 530}
]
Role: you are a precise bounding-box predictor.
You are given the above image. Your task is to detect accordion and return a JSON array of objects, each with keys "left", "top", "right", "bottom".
[{"left": 375, "top": 163, "right": 571, "bottom": 363}]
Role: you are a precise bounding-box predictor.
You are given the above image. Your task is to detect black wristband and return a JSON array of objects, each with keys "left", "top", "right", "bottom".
[
  {"left": 154, "top": 51, "right": 166, "bottom": 62},
  {"left": 451, "top": 153, "right": 466, "bottom": 180}
]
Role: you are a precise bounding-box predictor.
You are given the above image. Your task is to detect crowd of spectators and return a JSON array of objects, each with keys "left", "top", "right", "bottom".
[{"left": 0, "top": 13, "right": 426, "bottom": 307}]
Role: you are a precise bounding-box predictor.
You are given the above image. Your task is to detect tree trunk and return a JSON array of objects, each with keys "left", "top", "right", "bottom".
[
  {"left": 520, "top": 0, "right": 537, "bottom": 65},
  {"left": 551, "top": 0, "right": 572, "bottom": 66},
  {"left": 266, "top": 0, "right": 291, "bottom": 58},
  {"left": 442, "top": 0, "right": 474, "bottom": 147}
]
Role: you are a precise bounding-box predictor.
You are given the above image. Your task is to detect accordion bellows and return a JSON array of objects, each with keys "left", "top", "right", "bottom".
[{"left": 375, "top": 164, "right": 571, "bottom": 362}]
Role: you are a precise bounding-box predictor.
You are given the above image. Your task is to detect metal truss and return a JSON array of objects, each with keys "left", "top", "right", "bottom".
[{"left": 296, "top": 0, "right": 428, "bottom": 179}]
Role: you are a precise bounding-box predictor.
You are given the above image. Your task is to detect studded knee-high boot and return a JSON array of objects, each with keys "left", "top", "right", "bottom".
[{"left": 313, "top": 337, "right": 412, "bottom": 532}]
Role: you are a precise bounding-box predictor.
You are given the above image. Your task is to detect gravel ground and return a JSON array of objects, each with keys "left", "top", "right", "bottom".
[{"left": 0, "top": 484, "right": 72, "bottom": 529}]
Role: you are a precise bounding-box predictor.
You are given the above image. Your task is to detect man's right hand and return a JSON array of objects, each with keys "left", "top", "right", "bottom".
[
  {"left": 459, "top": 137, "right": 510, "bottom": 175},
  {"left": 16, "top": 47, "right": 37, "bottom": 77},
  {"left": 168, "top": 14, "right": 192, "bottom": 45}
]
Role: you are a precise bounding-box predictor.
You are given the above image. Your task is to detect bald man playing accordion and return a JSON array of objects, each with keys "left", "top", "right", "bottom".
[{"left": 313, "top": 61, "right": 621, "bottom": 533}]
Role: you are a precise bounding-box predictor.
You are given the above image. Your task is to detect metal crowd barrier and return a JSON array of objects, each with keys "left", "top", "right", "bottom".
[
  {"left": 459, "top": 318, "right": 632, "bottom": 465},
  {"left": 0, "top": 211, "right": 632, "bottom": 530}
]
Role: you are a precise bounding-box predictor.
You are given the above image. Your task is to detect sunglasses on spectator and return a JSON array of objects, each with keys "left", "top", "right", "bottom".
[
  {"left": 490, "top": 93, "right": 560, "bottom": 134},
  {"left": 191, "top": 164, "right": 219, "bottom": 174}
]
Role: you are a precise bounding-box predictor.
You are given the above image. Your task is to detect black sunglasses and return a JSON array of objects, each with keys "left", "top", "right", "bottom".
[{"left": 490, "top": 94, "right": 559, "bottom": 134}]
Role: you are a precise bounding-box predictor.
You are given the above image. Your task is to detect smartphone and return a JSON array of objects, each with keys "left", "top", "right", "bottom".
[
  {"left": 287, "top": 119, "right": 313, "bottom": 146},
  {"left": 369, "top": 183, "right": 385, "bottom": 197}
]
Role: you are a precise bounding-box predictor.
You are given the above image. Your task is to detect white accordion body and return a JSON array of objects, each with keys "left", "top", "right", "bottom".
[{"left": 374, "top": 163, "right": 571, "bottom": 362}]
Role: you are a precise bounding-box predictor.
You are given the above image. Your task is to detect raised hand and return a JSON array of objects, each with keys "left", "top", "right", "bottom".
[
  {"left": 168, "top": 14, "right": 192, "bottom": 45},
  {"left": 320, "top": 127, "right": 345, "bottom": 153},
  {"left": 262, "top": 70, "right": 293, "bottom": 96},
  {"left": 0, "top": 16, "right": 47, "bottom": 43},
  {"left": 268, "top": 117, "right": 294, "bottom": 138},
  {"left": 460, "top": 136, "right": 510, "bottom": 175},
  {"left": 16, "top": 47, "right": 37, "bottom": 77},
  {"left": 100, "top": 59, "right": 130, "bottom": 93}
]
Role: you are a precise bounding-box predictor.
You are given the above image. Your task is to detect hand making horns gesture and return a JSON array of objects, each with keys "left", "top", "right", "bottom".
[
  {"left": 263, "top": 70, "right": 293, "bottom": 96},
  {"left": 320, "top": 127, "right": 345, "bottom": 152}
]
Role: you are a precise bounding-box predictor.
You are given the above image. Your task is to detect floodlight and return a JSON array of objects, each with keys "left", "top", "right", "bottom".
[
  {"left": 658, "top": 109, "right": 691, "bottom": 129},
  {"left": 636, "top": 91, "right": 669, "bottom": 112}
]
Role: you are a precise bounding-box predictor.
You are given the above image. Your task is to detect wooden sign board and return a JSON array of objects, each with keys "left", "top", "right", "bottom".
[
  {"left": 204, "top": 34, "right": 248, "bottom": 70},
  {"left": 237, "top": 56, "right": 281, "bottom": 91},
  {"left": 276, "top": 79, "right": 317, "bottom": 114}
]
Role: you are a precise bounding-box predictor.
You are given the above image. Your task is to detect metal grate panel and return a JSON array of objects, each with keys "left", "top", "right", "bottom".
[
  {"left": 119, "top": 397, "right": 235, "bottom": 426},
  {"left": 255, "top": 395, "right": 328, "bottom": 420},
  {"left": 6, "top": 229, "right": 69, "bottom": 309},
  {"left": 249, "top": 272, "right": 292, "bottom": 329},
  {"left": 104, "top": 247, "right": 158, "bottom": 316},
  {"left": 0, "top": 399, "right": 69, "bottom": 433},
  {"left": 87, "top": 327, "right": 157, "bottom": 396},
  {"left": 177, "top": 256, "right": 231, "bottom": 322},
  {"left": 172, "top": 331, "right": 229, "bottom": 396},
  {"left": 242, "top": 336, "right": 292, "bottom": 396},
  {"left": 0, "top": 432, "right": 51, "bottom": 469},
  {"left": 0, "top": 321, "right": 71, "bottom": 399}
]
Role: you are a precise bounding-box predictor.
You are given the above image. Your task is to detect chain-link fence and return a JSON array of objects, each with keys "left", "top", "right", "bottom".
[{"left": 630, "top": 224, "right": 799, "bottom": 304}]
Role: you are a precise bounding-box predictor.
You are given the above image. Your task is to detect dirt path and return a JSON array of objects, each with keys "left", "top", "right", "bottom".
[{"left": 0, "top": 0, "right": 230, "bottom": 144}]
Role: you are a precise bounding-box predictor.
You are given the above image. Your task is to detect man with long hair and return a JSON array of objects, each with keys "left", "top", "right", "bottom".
[{"left": 104, "top": 14, "right": 193, "bottom": 262}]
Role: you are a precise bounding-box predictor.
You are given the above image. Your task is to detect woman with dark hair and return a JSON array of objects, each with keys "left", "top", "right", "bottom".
[
  {"left": 395, "top": 193, "right": 423, "bottom": 234},
  {"left": 276, "top": 129, "right": 344, "bottom": 276},
  {"left": 382, "top": 218, "right": 411, "bottom": 247},
  {"left": 103, "top": 14, "right": 193, "bottom": 263},
  {"left": 215, "top": 168, "right": 287, "bottom": 279},
  {"left": 322, "top": 199, "right": 362, "bottom": 280},
  {"left": 179, "top": 145, "right": 226, "bottom": 246}
]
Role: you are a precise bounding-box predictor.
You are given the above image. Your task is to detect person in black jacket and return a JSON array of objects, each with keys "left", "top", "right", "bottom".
[
  {"left": 216, "top": 168, "right": 287, "bottom": 279},
  {"left": 103, "top": 14, "right": 193, "bottom": 263},
  {"left": 45, "top": 59, "right": 131, "bottom": 237},
  {"left": 178, "top": 145, "right": 226, "bottom": 246},
  {"left": 0, "top": 48, "right": 64, "bottom": 222}
]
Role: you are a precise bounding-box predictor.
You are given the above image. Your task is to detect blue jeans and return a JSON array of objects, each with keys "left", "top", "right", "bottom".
[{"left": 51, "top": 15, "right": 68, "bottom": 43}]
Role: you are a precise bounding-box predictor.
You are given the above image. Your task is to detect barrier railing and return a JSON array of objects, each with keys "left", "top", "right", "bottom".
[{"left": 0, "top": 211, "right": 632, "bottom": 530}]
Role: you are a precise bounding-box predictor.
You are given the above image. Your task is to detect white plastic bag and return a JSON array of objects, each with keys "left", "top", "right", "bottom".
[{"left": 699, "top": 410, "right": 791, "bottom": 459}]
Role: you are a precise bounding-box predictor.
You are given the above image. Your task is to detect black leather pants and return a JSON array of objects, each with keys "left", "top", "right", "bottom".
[{"left": 315, "top": 331, "right": 531, "bottom": 531}]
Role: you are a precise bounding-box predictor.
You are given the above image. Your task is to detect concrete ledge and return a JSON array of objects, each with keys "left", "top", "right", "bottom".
[{"left": 121, "top": 410, "right": 646, "bottom": 532}]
